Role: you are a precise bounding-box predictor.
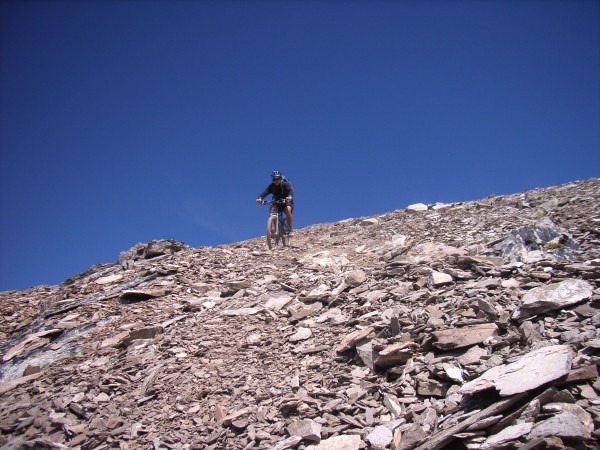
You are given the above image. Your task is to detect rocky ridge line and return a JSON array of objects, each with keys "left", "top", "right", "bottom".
[{"left": 0, "top": 178, "right": 599, "bottom": 450}]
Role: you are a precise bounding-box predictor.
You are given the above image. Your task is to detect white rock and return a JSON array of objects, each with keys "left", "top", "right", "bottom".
[
  {"left": 513, "top": 279, "right": 594, "bottom": 319},
  {"left": 460, "top": 345, "right": 573, "bottom": 396},
  {"left": 427, "top": 271, "right": 453, "bottom": 288},
  {"left": 264, "top": 293, "right": 293, "bottom": 311},
  {"left": 366, "top": 425, "right": 393, "bottom": 449},
  {"left": 221, "top": 307, "right": 262, "bottom": 316},
  {"left": 289, "top": 327, "right": 312, "bottom": 342},
  {"left": 307, "top": 434, "right": 362, "bottom": 450},
  {"left": 432, "top": 202, "right": 452, "bottom": 211},
  {"left": 442, "top": 363, "right": 464, "bottom": 382},
  {"left": 407, "top": 203, "right": 428, "bottom": 212},
  {"left": 360, "top": 218, "right": 379, "bottom": 226},
  {"left": 95, "top": 274, "right": 123, "bottom": 285}
]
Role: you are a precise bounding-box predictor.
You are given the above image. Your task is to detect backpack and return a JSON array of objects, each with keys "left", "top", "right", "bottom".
[{"left": 281, "top": 175, "right": 294, "bottom": 194}]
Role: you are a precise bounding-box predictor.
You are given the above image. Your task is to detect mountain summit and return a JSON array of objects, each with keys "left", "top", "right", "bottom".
[{"left": 1, "top": 179, "right": 599, "bottom": 450}]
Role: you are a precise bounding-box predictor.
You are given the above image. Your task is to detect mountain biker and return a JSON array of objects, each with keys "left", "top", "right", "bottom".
[{"left": 256, "top": 170, "right": 294, "bottom": 234}]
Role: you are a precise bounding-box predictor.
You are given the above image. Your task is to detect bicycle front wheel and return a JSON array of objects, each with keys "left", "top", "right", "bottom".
[{"left": 266, "top": 215, "right": 278, "bottom": 250}]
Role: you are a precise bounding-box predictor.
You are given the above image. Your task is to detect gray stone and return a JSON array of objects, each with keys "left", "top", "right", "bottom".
[
  {"left": 356, "top": 339, "right": 375, "bottom": 371},
  {"left": 287, "top": 418, "right": 322, "bottom": 442},
  {"left": 528, "top": 410, "right": 593, "bottom": 440},
  {"left": 427, "top": 271, "right": 453, "bottom": 288},
  {"left": 366, "top": 425, "right": 393, "bottom": 449},
  {"left": 263, "top": 293, "right": 293, "bottom": 311},
  {"left": 460, "top": 345, "right": 573, "bottom": 396},
  {"left": 458, "top": 346, "right": 488, "bottom": 366},
  {"left": 480, "top": 422, "right": 533, "bottom": 450},
  {"left": 513, "top": 279, "right": 594, "bottom": 319},
  {"left": 344, "top": 270, "right": 367, "bottom": 288}
]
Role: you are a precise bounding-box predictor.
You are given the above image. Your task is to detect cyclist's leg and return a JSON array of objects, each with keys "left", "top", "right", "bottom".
[{"left": 284, "top": 201, "right": 293, "bottom": 232}]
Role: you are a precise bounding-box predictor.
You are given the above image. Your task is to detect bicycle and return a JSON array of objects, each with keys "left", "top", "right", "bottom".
[{"left": 260, "top": 199, "right": 291, "bottom": 249}]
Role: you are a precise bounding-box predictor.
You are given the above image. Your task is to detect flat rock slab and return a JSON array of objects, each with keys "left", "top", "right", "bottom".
[
  {"left": 432, "top": 323, "right": 498, "bottom": 350},
  {"left": 428, "top": 271, "right": 454, "bottom": 288},
  {"left": 336, "top": 327, "right": 374, "bottom": 353},
  {"left": 529, "top": 411, "right": 593, "bottom": 440},
  {"left": 288, "top": 419, "right": 322, "bottom": 442},
  {"left": 481, "top": 422, "right": 533, "bottom": 450},
  {"left": 307, "top": 435, "right": 362, "bottom": 450},
  {"left": 263, "top": 293, "right": 293, "bottom": 311},
  {"left": 513, "top": 279, "right": 594, "bottom": 319},
  {"left": 289, "top": 327, "right": 312, "bottom": 342},
  {"left": 221, "top": 307, "right": 262, "bottom": 316},
  {"left": 529, "top": 403, "right": 594, "bottom": 440},
  {"left": 460, "top": 345, "right": 573, "bottom": 396}
]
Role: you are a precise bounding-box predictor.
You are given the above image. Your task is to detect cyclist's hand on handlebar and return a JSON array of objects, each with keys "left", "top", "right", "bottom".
[{"left": 256, "top": 198, "right": 263, "bottom": 204}]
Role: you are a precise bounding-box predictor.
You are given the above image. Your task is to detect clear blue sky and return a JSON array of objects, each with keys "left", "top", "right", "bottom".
[{"left": 1, "top": 1, "right": 599, "bottom": 292}]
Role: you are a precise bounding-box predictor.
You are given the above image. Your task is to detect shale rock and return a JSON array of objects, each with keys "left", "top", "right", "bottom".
[{"left": 1, "top": 179, "right": 599, "bottom": 450}]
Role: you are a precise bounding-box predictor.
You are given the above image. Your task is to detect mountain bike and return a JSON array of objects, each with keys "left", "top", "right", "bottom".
[{"left": 260, "top": 199, "right": 290, "bottom": 250}]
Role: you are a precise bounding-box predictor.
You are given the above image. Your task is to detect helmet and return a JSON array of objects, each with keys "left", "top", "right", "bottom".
[{"left": 271, "top": 170, "right": 282, "bottom": 180}]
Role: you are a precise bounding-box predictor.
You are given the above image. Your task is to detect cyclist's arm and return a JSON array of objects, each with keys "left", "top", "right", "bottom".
[{"left": 258, "top": 185, "right": 272, "bottom": 200}]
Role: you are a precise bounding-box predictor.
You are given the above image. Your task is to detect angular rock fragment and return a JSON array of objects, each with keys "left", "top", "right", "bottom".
[
  {"left": 427, "top": 271, "right": 453, "bottom": 288},
  {"left": 528, "top": 403, "right": 594, "bottom": 441},
  {"left": 480, "top": 422, "right": 533, "bottom": 450},
  {"left": 307, "top": 434, "right": 362, "bottom": 449},
  {"left": 289, "top": 327, "right": 312, "bottom": 342},
  {"left": 287, "top": 418, "right": 322, "bottom": 442},
  {"left": 461, "top": 345, "right": 573, "bottom": 396},
  {"left": 374, "top": 341, "right": 418, "bottom": 368},
  {"left": 432, "top": 323, "right": 498, "bottom": 350},
  {"left": 513, "top": 279, "right": 594, "bottom": 319},
  {"left": 356, "top": 339, "right": 375, "bottom": 371},
  {"left": 344, "top": 270, "right": 367, "bottom": 287},
  {"left": 221, "top": 307, "right": 262, "bottom": 316},
  {"left": 367, "top": 425, "right": 393, "bottom": 449},
  {"left": 336, "top": 327, "right": 374, "bottom": 353}
]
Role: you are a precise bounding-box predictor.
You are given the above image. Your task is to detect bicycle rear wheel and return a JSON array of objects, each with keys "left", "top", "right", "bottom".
[{"left": 266, "top": 215, "right": 278, "bottom": 250}]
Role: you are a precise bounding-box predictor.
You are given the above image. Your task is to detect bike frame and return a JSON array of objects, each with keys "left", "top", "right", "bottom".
[{"left": 263, "top": 200, "right": 290, "bottom": 249}]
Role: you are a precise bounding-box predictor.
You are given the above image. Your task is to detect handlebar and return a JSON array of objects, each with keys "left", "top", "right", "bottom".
[{"left": 258, "top": 199, "right": 289, "bottom": 205}]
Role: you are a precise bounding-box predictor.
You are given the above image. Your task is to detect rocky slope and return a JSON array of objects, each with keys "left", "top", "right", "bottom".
[{"left": 1, "top": 178, "right": 599, "bottom": 450}]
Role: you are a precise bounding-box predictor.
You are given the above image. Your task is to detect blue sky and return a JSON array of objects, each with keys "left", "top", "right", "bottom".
[{"left": 1, "top": 0, "right": 599, "bottom": 292}]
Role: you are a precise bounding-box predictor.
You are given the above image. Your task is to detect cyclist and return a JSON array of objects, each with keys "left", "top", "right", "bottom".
[{"left": 256, "top": 170, "right": 294, "bottom": 234}]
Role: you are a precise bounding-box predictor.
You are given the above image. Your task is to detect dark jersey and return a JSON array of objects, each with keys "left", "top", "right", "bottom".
[{"left": 259, "top": 181, "right": 294, "bottom": 201}]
